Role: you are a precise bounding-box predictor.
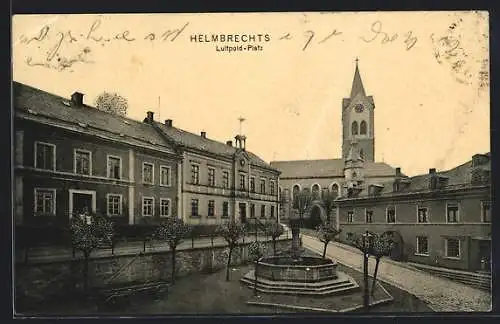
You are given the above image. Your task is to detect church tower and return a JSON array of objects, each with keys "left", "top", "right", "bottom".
[{"left": 341, "top": 58, "right": 375, "bottom": 162}]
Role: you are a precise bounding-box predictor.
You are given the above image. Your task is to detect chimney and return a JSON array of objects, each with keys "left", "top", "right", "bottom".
[
  {"left": 429, "top": 168, "right": 436, "bottom": 174},
  {"left": 226, "top": 140, "right": 233, "bottom": 146},
  {"left": 146, "top": 111, "right": 154, "bottom": 123},
  {"left": 165, "top": 119, "right": 173, "bottom": 127},
  {"left": 201, "top": 131, "right": 206, "bottom": 138},
  {"left": 429, "top": 168, "right": 437, "bottom": 189},
  {"left": 71, "top": 92, "right": 84, "bottom": 106},
  {"left": 395, "top": 167, "right": 401, "bottom": 177}
]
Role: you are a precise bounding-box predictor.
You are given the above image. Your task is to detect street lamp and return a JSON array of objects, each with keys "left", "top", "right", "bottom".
[{"left": 362, "top": 231, "right": 373, "bottom": 309}]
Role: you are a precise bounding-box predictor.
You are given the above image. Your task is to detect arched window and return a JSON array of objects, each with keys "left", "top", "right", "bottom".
[
  {"left": 352, "top": 171, "right": 357, "bottom": 178},
  {"left": 331, "top": 183, "right": 339, "bottom": 198},
  {"left": 351, "top": 121, "right": 358, "bottom": 135},
  {"left": 360, "top": 149, "right": 364, "bottom": 159},
  {"left": 312, "top": 184, "right": 321, "bottom": 200},
  {"left": 292, "top": 185, "right": 300, "bottom": 205},
  {"left": 360, "top": 120, "right": 367, "bottom": 135}
]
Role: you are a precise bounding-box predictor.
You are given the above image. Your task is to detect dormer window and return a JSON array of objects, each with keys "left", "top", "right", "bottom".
[{"left": 393, "top": 181, "right": 400, "bottom": 192}]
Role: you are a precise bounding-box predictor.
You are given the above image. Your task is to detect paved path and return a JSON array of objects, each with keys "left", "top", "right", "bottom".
[
  {"left": 301, "top": 233, "right": 492, "bottom": 312},
  {"left": 18, "top": 232, "right": 292, "bottom": 264}
]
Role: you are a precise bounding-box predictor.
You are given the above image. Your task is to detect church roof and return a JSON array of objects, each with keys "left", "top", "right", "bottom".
[
  {"left": 269, "top": 159, "right": 397, "bottom": 179},
  {"left": 350, "top": 61, "right": 366, "bottom": 98}
]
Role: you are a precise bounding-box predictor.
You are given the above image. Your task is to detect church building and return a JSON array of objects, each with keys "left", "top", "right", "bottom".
[{"left": 271, "top": 60, "right": 401, "bottom": 225}]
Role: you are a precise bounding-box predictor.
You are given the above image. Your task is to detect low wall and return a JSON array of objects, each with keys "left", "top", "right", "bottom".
[{"left": 15, "top": 239, "right": 292, "bottom": 309}]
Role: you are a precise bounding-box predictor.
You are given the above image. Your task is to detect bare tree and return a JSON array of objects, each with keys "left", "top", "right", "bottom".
[
  {"left": 265, "top": 221, "right": 284, "bottom": 256},
  {"left": 70, "top": 213, "right": 114, "bottom": 292},
  {"left": 154, "top": 217, "right": 191, "bottom": 284},
  {"left": 315, "top": 222, "right": 342, "bottom": 258},
  {"left": 217, "top": 221, "right": 246, "bottom": 281},
  {"left": 248, "top": 241, "right": 266, "bottom": 296},
  {"left": 94, "top": 91, "right": 128, "bottom": 116},
  {"left": 368, "top": 232, "right": 394, "bottom": 295},
  {"left": 320, "top": 188, "right": 338, "bottom": 224},
  {"left": 290, "top": 188, "right": 312, "bottom": 259}
]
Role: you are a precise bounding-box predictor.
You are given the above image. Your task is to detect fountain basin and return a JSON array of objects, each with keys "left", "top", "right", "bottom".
[{"left": 256, "top": 256, "right": 338, "bottom": 283}]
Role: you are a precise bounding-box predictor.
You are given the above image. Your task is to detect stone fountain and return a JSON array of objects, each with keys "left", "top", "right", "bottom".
[{"left": 241, "top": 208, "right": 359, "bottom": 296}]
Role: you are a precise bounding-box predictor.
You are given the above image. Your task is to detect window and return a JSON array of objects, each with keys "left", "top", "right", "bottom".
[
  {"left": 107, "top": 156, "right": 121, "bottom": 179},
  {"left": 191, "top": 199, "right": 199, "bottom": 217},
  {"left": 208, "top": 167, "right": 215, "bottom": 187},
  {"left": 359, "top": 149, "right": 364, "bottom": 159},
  {"left": 417, "top": 207, "right": 428, "bottom": 223},
  {"left": 260, "top": 205, "right": 266, "bottom": 218},
  {"left": 365, "top": 210, "right": 373, "bottom": 223},
  {"left": 191, "top": 164, "right": 200, "bottom": 184},
  {"left": 331, "top": 184, "right": 339, "bottom": 198},
  {"left": 222, "top": 201, "right": 229, "bottom": 218},
  {"left": 160, "top": 166, "right": 171, "bottom": 186},
  {"left": 35, "top": 142, "right": 55, "bottom": 170},
  {"left": 386, "top": 206, "right": 396, "bottom": 223},
  {"left": 445, "top": 238, "right": 461, "bottom": 258},
  {"left": 260, "top": 179, "right": 266, "bottom": 194},
  {"left": 222, "top": 171, "right": 229, "bottom": 189},
  {"left": 360, "top": 120, "right": 367, "bottom": 135},
  {"left": 239, "top": 173, "right": 246, "bottom": 190},
  {"left": 74, "top": 149, "right": 91, "bottom": 175},
  {"left": 208, "top": 200, "right": 215, "bottom": 217},
  {"left": 416, "top": 236, "right": 429, "bottom": 255},
  {"left": 250, "top": 177, "right": 255, "bottom": 192},
  {"left": 347, "top": 211, "right": 354, "bottom": 223},
  {"left": 142, "top": 162, "right": 154, "bottom": 184},
  {"left": 107, "top": 194, "right": 122, "bottom": 216},
  {"left": 270, "top": 180, "right": 275, "bottom": 195},
  {"left": 142, "top": 197, "right": 154, "bottom": 217},
  {"left": 271, "top": 206, "right": 275, "bottom": 219},
  {"left": 481, "top": 201, "right": 491, "bottom": 223},
  {"left": 351, "top": 121, "right": 358, "bottom": 135},
  {"left": 160, "top": 198, "right": 171, "bottom": 217},
  {"left": 34, "top": 188, "right": 56, "bottom": 215},
  {"left": 250, "top": 204, "right": 255, "bottom": 218},
  {"left": 346, "top": 232, "right": 354, "bottom": 240},
  {"left": 312, "top": 184, "right": 321, "bottom": 200},
  {"left": 446, "top": 203, "right": 459, "bottom": 223}
]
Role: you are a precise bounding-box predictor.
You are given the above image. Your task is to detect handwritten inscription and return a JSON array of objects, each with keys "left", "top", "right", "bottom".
[
  {"left": 360, "top": 21, "right": 418, "bottom": 51},
  {"left": 18, "top": 19, "right": 189, "bottom": 71}
]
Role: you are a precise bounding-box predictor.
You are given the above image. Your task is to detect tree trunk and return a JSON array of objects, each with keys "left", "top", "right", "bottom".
[
  {"left": 291, "top": 221, "right": 300, "bottom": 260},
  {"left": 226, "top": 248, "right": 233, "bottom": 281},
  {"left": 253, "top": 260, "right": 259, "bottom": 296},
  {"left": 272, "top": 238, "right": 277, "bottom": 256},
  {"left": 363, "top": 252, "right": 369, "bottom": 309},
  {"left": 371, "top": 258, "right": 381, "bottom": 296},
  {"left": 171, "top": 247, "right": 177, "bottom": 284},
  {"left": 322, "top": 241, "right": 329, "bottom": 259},
  {"left": 83, "top": 251, "right": 90, "bottom": 293}
]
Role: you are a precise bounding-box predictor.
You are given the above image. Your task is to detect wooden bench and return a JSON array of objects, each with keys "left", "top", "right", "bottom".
[{"left": 96, "top": 281, "right": 170, "bottom": 310}]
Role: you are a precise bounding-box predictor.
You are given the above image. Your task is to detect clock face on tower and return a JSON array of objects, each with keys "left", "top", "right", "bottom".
[{"left": 355, "top": 104, "right": 364, "bottom": 113}]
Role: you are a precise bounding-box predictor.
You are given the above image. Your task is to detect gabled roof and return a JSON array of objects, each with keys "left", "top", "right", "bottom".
[
  {"left": 153, "top": 122, "right": 275, "bottom": 170},
  {"left": 13, "top": 81, "right": 175, "bottom": 152},
  {"left": 13, "top": 81, "right": 277, "bottom": 172},
  {"left": 270, "top": 159, "right": 397, "bottom": 178},
  {"left": 351, "top": 154, "right": 491, "bottom": 198}
]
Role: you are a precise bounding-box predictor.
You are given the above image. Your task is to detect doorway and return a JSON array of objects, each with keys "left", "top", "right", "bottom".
[
  {"left": 239, "top": 203, "right": 247, "bottom": 223},
  {"left": 478, "top": 240, "right": 491, "bottom": 272},
  {"left": 69, "top": 189, "right": 96, "bottom": 218}
]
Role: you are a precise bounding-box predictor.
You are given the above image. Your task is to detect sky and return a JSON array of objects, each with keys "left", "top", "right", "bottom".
[{"left": 12, "top": 11, "right": 490, "bottom": 176}]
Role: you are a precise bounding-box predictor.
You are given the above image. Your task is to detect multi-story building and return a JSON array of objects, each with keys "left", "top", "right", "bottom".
[
  {"left": 14, "top": 82, "right": 181, "bottom": 228},
  {"left": 13, "top": 81, "right": 280, "bottom": 229},
  {"left": 335, "top": 152, "right": 491, "bottom": 272},
  {"left": 151, "top": 119, "right": 281, "bottom": 225}
]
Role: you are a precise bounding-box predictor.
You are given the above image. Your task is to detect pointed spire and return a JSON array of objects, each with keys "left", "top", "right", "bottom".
[{"left": 350, "top": 57, "right": 366, "bottom": 98}]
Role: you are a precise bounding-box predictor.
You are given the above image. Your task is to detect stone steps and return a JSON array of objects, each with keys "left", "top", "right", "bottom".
[
  {"left": 240, "top": 270, "right": 359, "bottom": 296},
  {"left": 409, "top": 264, "right": 491, "bottom": 291}
]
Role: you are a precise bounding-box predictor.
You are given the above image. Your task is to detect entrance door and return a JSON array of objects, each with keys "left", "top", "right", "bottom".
[
  {"left": 478, "top": 240, "right": 491, "bottom": 272},
  {"left": 239, "top": 203, "right": 247, "bottom": 223},
  {"left": 72, "top": 193, "right": 93, "bottom": 216}
]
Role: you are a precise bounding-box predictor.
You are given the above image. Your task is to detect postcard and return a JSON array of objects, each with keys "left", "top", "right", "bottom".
[{"left": 12, "top": 11, "right": 491, "bottom": 316}]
